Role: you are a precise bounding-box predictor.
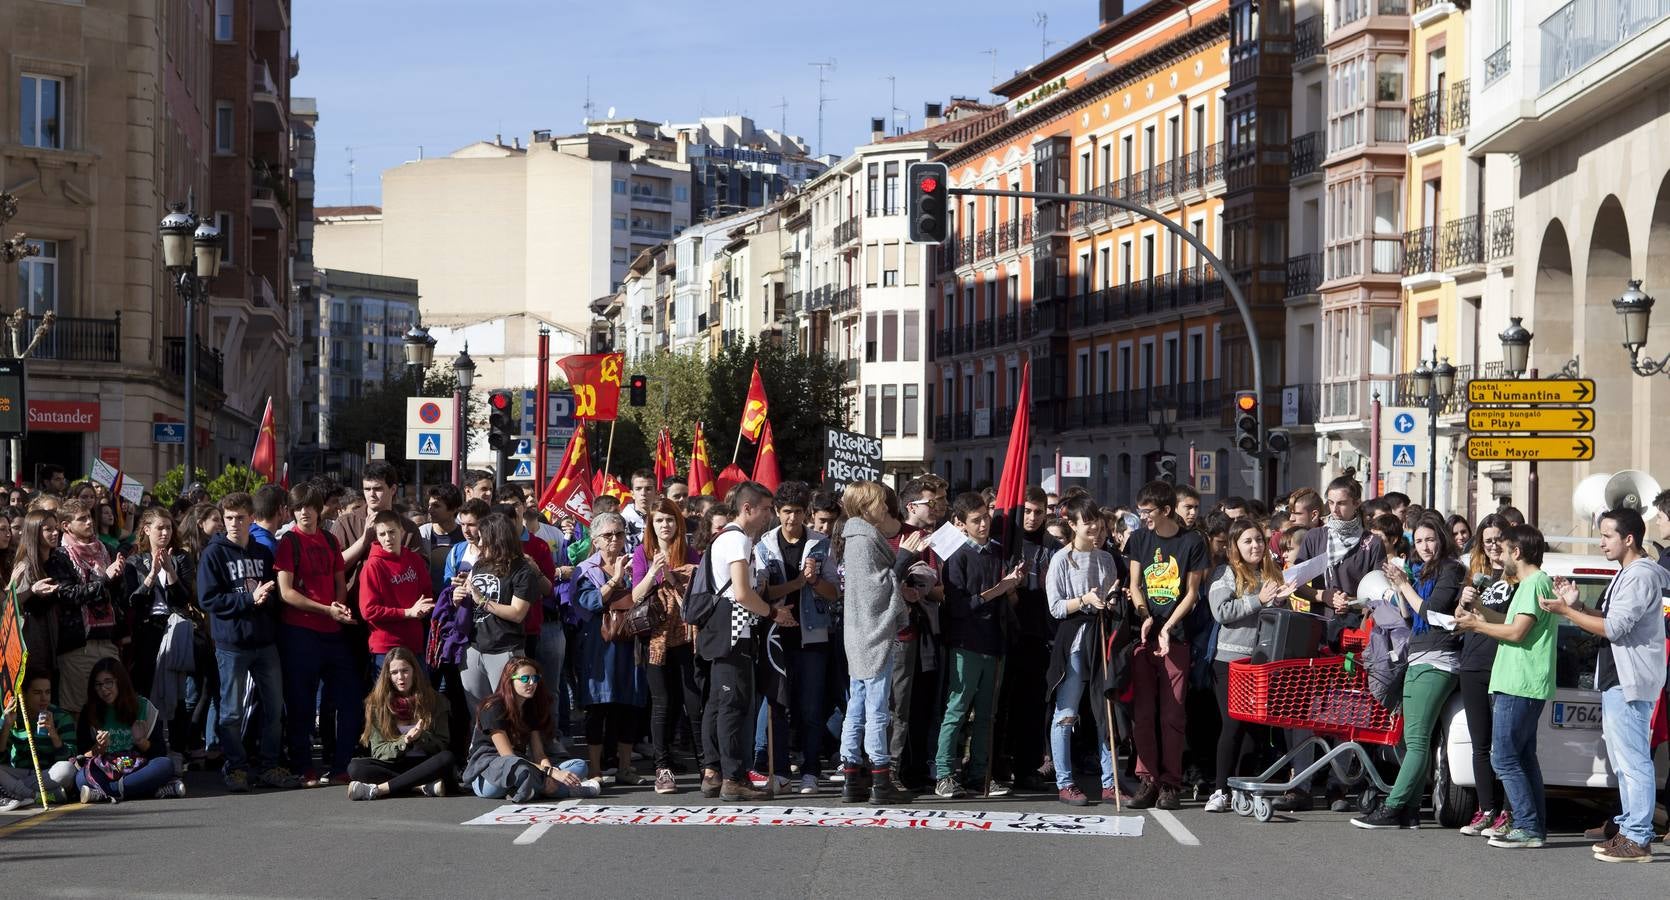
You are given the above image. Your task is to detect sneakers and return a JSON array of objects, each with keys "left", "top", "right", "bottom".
[
  {"left": 1460, "top": 809, "right": 1496, "bottom": 836},
  {"left": 869, "top": 768, "right": 912, "bottom": 804},
  {"left": 1270, "top": 788, "right": 1313, "bottom": 812},
  {"left": 0, "top": 795, "right": 37, "bottom": 812},
  {"left": 1480, "top": 811, "right": 1513, "bottom": 838},
  {"left": 720, "top": 779, "right": 773, "bottom": 801},
  {"left": 1156, "top": 786, "right": 1181, "bottom": 811},
  {"left": 700, "top": 770, "right": 722, "bottom": 799},
  {"left": 1594, "top": 834, "right": 1653, "bottom": 863},
  {"left": 746, "top": 770, "right": 789, "bottom": 793},
  {"left": 79, "top": 783, "right": 112, "bottom": 804},
  {"left": 986, "top": 780, "right": 1013, "bottom": 798},
  {"left": 1327, "top": 789, "right": 1351, "bottom": 813},
  {"left": 420, "top": 780, "right": 448, "bottom": 798},
  {"left": 1204, "top": 790, "right": 1231, "bottom": 813},
  {"left": 654, "top": 768, "right": 678, "bottom": 795},
  {"left": 224, "top": 770, "right": 252, "bottom": 794},
  {"left": 346, "top": 781, "right": 378, "bottom": 801},
  {"left": 797, "top": 774, "right": 818, "bottom": 796},
  {"left": 153, "top": 779, "right": 187, "bottom": 800},
  {"left": 576, "top": 778, "right": 604, "bottom": 799},
  {"left": 1352, "top": 804, "right": 1417, "bottom": 830},
  {"left": 1059, "top": 785, "right": 1090, "bottom": 807},
  {"left": 1584, "top": 819, "right": 1621, "bottom": 843},
  {"left": 1487, "top": 827, "right": 1545, "bottom": 849},
  {"left": 256, "top": 767, "right": 303, "bottom": 789},
  {"left": 1127, "top": 780, "right": 1160, "bottom": 809},
  {"left": 1103, "top": 786, "right": 1125, "bottom": 805},
  {"left": 615, "top": 767, "right": 642, "bottom": 788},
  {"left": 934, "top": 776, "right": 967, "bottom": 799}
]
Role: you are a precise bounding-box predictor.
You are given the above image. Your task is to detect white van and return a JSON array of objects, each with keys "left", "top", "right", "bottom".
[{"left": 1430, "top": 552, "right": 1670, "bottom": 827}]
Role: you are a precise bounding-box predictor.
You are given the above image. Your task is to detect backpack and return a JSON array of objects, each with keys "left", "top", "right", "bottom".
[{"left": 684, "top": 525, "right": 741, "bottom": 661}]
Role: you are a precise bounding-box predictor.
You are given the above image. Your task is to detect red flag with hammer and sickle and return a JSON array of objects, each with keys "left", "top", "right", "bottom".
[
  {"left": 558, "top": 352, "right": 624, "bottom": 421},
  {"left": 740, "top": 362, "right": 769, "bottom": 443},
  {"left": 537, "top": 426, "right": 594, "bottom": 523}
]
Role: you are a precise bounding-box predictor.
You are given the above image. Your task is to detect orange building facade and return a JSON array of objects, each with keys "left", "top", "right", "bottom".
[{"left": 932, "top": 2, "right": 1251, "bottom": 500}]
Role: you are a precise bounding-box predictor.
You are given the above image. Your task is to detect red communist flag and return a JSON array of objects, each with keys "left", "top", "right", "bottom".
[
  {"left": 716, "top": 464, "right": 748, "bottom": 500},
  {"left": 689, "top": 422, "right": 717, "bottom": 496},
  {"left": 537, "top": 426, "right": 594, "bottom": 523},
  {"left": 752, "top": 420, "right": 780, "bottom": 491},
  {"left": 250, "top": 397, "right": 278, "bottom": 484},
  {"left": 654, "top": 428, "right": 677, "bottom": 489},
  {"left": 740, "top": 362, "right": 769, "bottom": 443},
  {"left": 994, "top": 361, "right": 1032, "bottom": 551},
  {"left": 558, "top": 352, "right": 625, "bottom": 421}
]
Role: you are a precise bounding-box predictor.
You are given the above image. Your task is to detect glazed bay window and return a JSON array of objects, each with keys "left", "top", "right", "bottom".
[
  {"left": 16, "top": 239, "right": 58, "bottom": 314},
  {"left": 1371, "top": 176, "right": 1403, "bottom": 274},
  {"left": 1329, "top": 56, "right": 1365, "bottom": 151},
  {"left": 20, "top": 74, "right": 65, "bottom": 149},
  {"left": 1373, "top": 55, "right": 1407, "bottom": 144},
  {"left": 1325, "top": 180, "right": 1362, "bottom": 280}
]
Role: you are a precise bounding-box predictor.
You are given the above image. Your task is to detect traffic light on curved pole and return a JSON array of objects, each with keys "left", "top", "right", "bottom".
[{"left": 1234, "top": 390, "right": 1260, "bottom": 456}]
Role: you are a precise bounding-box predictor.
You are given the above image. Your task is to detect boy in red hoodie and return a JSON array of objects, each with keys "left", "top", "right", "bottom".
[{"left": 360, "top": 510, "right": 436, "bottom": 671}]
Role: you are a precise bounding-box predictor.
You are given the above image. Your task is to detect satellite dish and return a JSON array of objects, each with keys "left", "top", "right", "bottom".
[{"left": 607, "top": 106, "right": 616, "bottom": 119}]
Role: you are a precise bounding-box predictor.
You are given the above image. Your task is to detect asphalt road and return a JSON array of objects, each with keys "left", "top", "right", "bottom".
[{"left": 0, "top": 771, "right": 1652, "bottom": 899}]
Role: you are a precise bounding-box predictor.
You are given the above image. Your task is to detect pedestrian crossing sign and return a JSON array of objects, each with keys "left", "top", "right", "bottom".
[
  {"left": 1391, "top": 443, "right": 1416, "bottom": 468},
  {"left": 508, "top": 458, "right": 535, "bottom": 481}
]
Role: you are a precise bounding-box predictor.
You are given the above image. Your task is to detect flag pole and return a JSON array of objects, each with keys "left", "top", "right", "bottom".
[
  {"left": 732, "top": 421, "right": 745, "bottom": 466},
  {"left": 603, "top": 418, "right": 618, "bottom": 479}
]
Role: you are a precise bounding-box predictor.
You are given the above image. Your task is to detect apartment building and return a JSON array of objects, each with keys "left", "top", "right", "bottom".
[
  {"left": 1282, "top": 0, "right": 1331, "bottom": 488},
  {"left": 664, "top": 207, "right": 771, "bottom": 355},
  {"left": 308, "top": 269, "right": 419, "bottom": 448},
  {"left": 290, "top": 94, "right": 320, "bottom": 466},
  {"left": 1468, "top": 0, "right": 1670, "bottom": 534},
  {"left": 666, "top": 115, "right": 827, "bottom": 223},
  {"left": 0, "top": 0, "right": 295, "bottom": 485},
  {"left": 932, "top": 1, "right": 1265, "bottom": 500}
]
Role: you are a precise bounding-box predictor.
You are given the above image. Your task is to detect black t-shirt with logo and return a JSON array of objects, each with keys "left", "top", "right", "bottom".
[
  {"left": 1124, "top": 527, "right": 1209, "bottom": 634},
  {"left": 469, "top": 558, "right": 540, "bottom": 654},
  {"left": 1459, "top": 576, "right": 1515, "bottom": 672}
]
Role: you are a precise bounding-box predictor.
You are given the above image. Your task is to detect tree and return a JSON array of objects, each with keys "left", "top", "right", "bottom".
[
  {"left": 613, "top": 350, "right": 710, "bottom": 476},
  {"left": 154, "top": 462, "right": 267, "bottom": 506},
  {"left": 704, "top": 339, "right": 848, "bottom": 484},
  {"left": 327, "top": 367, "right": 477, "bottom": 477}
]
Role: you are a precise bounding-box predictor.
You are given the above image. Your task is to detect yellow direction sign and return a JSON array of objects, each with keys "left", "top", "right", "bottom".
[
  {"left": 1467, "top": 379, "right": 1595, "bottom": 405},
  {"left": 1466, "top": 407, "right": 1595, "bottom": 433},
  {"left": 1465, "top": 436, "right": 1595, "bottom": 462}
]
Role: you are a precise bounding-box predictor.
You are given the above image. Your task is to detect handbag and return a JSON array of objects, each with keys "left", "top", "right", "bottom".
[{"left": 600, "top": 579, "right": 661, "bottom": 642}]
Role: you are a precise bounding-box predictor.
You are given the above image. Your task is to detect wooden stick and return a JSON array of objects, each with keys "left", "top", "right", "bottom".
[
  {"left": 731, "top": 421, "right": 745, "bottom": 466},
  {"left": 602, "top": 419, "right": 617, "bottom": 479},
  {"left": 766, "top": 699, "right": 776, "bottom": 797},
  {"left": 1105, "top": 696, "right": 1122, "bottom": 812}
]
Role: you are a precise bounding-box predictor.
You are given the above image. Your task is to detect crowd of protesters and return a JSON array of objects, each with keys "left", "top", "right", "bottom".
[{"left": 3, "top": 457, "right": 1670, "bottom": 862}]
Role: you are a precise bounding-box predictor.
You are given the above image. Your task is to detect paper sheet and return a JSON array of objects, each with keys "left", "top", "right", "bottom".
[
  {"left": 1425, "top": 610, "right": 1458, "bottom": 631},
  {"left": 925, "top": 522, "right": 967, "bottom": 562},
  {"left": 1283, "top": 552, "right": 1330, "bottom": 587}
]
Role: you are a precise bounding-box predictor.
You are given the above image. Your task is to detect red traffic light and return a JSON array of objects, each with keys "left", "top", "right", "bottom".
[
  {"left": 630, "top": 374, "right": 647, "bottom": 389},
  {"left": 489, "top": 391, "right": 512, "bottom": 411},
  {"left": 1234, "top": 391, "right": 1258, "bottom": 412},
  {"left": 918, "top": 175, "right": 939, "bottom": 193}
]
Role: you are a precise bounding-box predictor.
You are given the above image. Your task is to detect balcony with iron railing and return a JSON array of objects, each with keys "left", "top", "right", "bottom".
[
  {"left": 1291, "top": 131, "right": 1325, "bottom": 180},
  {"left": 1295, "top": 14, "right": 1325, "bottom": 63},
  {"left": 833, "top": 286, "right": 858, "bottom": 315},
  {"left": 1286, "top": 253, "right": 1323, "bottom": 297},
  {"left": 1489, "top": 207, "right": 1514, "bottom": 260},
  {"left": 975, "top": 318, "right": 994, "bottom": 349},
  {"left": 1390, "top": 362, "right": 1505, "bottom": 414},
  {"left": 933, "top": 414, "right": 952, "bottom": 441},
  {"left": 935, "top": 328, "right": 954, "bottom": 357},
  {"left": 1050, "top": 381, "right": 1226, "bottom": 433},
  {"left": 834, "top": 217, "right": 859, "bottom": 248},
  {"left": 27, "top": 313, "right": 121, "bottom": 363},
  {"left": 1448, "top": 79, "right": 1470, "bottom": 131},
  {"left": 1409, "top": 87, "right": 1446, "bottom": 143},
  {"left": 1071, "top": 143, "right": 1224, "bottom": 231},
  {"left": 1441, "top": 215, "right": 1484, "bottom": 269},
  {"left": 165, "top": 335, "right": 226, "bottom": 392},
  {"left": 1403, "top": 226, "right": 1438, "bottom": 275},
  {"left": 1066, "top": 270, "right": 1226, "bottom": 329},
  {"left": 1540, "top": 0, "right": 1670, "bottom": 93},
  {"left": 1484, "top": 43, "right": 1511, "bottom": 87}
]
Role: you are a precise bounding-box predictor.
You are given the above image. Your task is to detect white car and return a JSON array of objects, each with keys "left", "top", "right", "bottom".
[{"left": 1430, "top": 553, "right": 1670, "bottom": 827}]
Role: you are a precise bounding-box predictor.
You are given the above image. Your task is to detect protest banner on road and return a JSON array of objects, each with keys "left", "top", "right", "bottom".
[{"left": 464, "top": 803, "right": 1144, "bottom": 838}]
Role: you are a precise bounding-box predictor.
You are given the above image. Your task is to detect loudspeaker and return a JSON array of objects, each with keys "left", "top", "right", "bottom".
[{"left": 1573, "top": 470, "right": 1664, "bottom": 526}]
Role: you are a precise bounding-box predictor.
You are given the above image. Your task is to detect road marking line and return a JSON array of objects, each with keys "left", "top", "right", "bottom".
[
  {"left": 1148, "top": 809, "right": 1200, "bottom": 846},
  {"left": 514, "top": 823, "right": 552, "bottom": 845},
  {"left": 0, "top": 802, "right": 86, "bottom": 839}
]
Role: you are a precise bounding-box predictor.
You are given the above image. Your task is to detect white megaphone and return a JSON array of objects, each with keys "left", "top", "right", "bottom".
[{"left": 1572, "top": 470, "right": 1664, "bottom": 525}]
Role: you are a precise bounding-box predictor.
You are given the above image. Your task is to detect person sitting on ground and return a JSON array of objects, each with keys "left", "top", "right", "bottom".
[
  {"left": 461, "top": 657, "right": 596, "bottom": 801},
  {"left": 0, "top": 668, "right": 79, "bottom": 808},
  {"left": 74, "top": 658, "right": 184, "bottom": 803},
  {"left": 346, "top": 647, "right": 456, "bottom": 800}
]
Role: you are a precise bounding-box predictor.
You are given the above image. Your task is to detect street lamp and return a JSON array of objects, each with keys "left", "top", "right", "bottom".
[
  {"left": 402, "top": 324, "right": 436, "bottom": 386},
  {"left": 450, "top": 344, "right": 475, "bottom": 483},
  {"left": 1612, "top": 279, "right": 1670, "bottom": 377},
  {"left": 1498, "top": 317, "right": 1533, "bottom": 379},
  {"left": 160, "top": 203, "right": 223, "bottom": 487},
  {"left": 1410, "top": 351, "right": 1454, "bottom": 510},
  {"left": 1148, "top": 403, "right": 1179, "bottom": 455}
]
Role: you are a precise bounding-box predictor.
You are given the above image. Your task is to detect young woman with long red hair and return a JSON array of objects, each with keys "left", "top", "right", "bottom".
[
  {"left": 461, "top": 657, "right": 597, "bottom": 802},
  {"left": 630, "top": 498, "right": 704, "bottom": 793},
  {"left": 345, "top": 647, "right": 456, "bottom": 800}
]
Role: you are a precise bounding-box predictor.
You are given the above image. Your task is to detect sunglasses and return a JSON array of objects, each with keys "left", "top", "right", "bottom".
[
  {"left": 511, "top": 674, "right": 541, "bottom": 685},
  {"left": 595, "top": 532, "right": 625, "bottom": 540}
]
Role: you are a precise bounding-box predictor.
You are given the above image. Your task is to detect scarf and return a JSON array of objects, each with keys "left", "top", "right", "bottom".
[
  {"left": 390, "top": 695, "right": 415, "bottom": 723},
  {"left": 1410, "top": 564, "right": 1436, "bottom": 636},
  {"left": 1325, "top": 515, "right": 1363, "bottom": 567},
  {"left": 61, "top": 532, "right": 111, "bottom": 582}
]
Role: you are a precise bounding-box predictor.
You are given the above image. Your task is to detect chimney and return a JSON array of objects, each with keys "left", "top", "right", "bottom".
[
  {"left": 870, "top": 117, "right": 886, "bottom": 143},
  {"left": 495, "top": 132, "right": 502, "bottom": 147},
  {"left": 513, "top": 136, "right": 521, "bottom": 150},
  {"left": 1099, "top": 0, "right": 1125, "bottom": 25},
  {"left": 676, "top": 130, "right": 689, "bottom": 164},
  {"left": 924, "top": 102, "right": 945, "bottom": 128}
]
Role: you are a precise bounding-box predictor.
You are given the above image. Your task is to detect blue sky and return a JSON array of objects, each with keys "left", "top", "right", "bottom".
[{"left": 293, "top": 0, "right": 1099, "bottom": 207}]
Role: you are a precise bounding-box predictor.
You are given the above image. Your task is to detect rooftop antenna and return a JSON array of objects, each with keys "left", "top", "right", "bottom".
[
  {"left": 345, "top": 146, "right": 356, "bottom": 206},
  {"left": 980, "top": 48, "right": 1000, "bottom": 94},
  {"left": 809, "top": 58, "right": 836, "bottom": 155},
  {"left": 770, "top": 96, "right": 789, "bottom": 135},
  {"left": 885, "top": 75, "right": 911, "bottom": 135},
  {"left": 582, "top": 75, "right": 597, "bottom": 124},
  {"left": 1033, "top": 12, "right": 1058, "bottom": 61}
]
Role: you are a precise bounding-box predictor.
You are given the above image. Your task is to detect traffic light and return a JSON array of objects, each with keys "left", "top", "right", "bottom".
[
  {"left": 629, "top": 373, "right": 647, "bottom": 407},
  {"left": 907, "top": 161, "right": 949, "bottom": 244},
  {"left": 1234, "top": 390, "right": 1261, "bottom": 455},
  {"left": 1156, "top": 453, "right": 1179, "bottom": 484},
  {"left": 487, "top": 390, "right": 516, "bottom": 453},
  {"left": 1266, "top": 428, "right": 1292, "bottom": 455}
]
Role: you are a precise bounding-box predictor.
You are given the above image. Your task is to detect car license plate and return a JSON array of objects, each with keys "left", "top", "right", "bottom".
[{"left": 1551, "top": 701, "right": 1602, "bottom": 729}]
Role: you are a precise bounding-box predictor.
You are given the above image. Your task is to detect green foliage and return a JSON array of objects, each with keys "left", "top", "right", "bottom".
[
  {"left": 703, "top": 339, "right": 849, "bottom": 484},
  {"left": 327, "top": 367, "right": 476, "bottom": 474},
  {"left": 613, "top": 350, "right": 710, "bottom": 475},
  {"left": 153, "top": 462, "right": 267, "bottom": 506},
  {"left": 152, "top": 465, "right": 213, "bottom": 508}
]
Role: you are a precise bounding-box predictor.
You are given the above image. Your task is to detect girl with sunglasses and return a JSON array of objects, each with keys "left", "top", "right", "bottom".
[{"left": 461, "top": 658, "right": 596, "bottom": 801}]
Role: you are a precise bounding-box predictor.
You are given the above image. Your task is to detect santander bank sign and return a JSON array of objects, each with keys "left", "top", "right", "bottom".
[{"left": 27, "top": 400, "right": 100, "bottom": 432}]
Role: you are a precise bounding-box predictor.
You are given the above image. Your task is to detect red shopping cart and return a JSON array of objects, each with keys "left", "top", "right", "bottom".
[{"left": 1225, "top": 654, "right": 1403, "bottom": 822}]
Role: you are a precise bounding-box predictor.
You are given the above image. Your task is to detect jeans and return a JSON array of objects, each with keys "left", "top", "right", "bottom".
[
  {"left": 646, "top": 643, "right": 706, "bottom": 771},
  {"left": 1052, "top": 646, "right": 1114, "bottom": 790},
  {"left": 1602, "top": 686, "right": 1657, "bottom": 845},
  {"left": 1385, "top": 664, "right": 1455, "bottom": 810},
  {"left": 934, "top": 648, "right": 1001, "bottom": 780},
  {"left": 702, "top": 651, "right": 755, "bottom": 781},
  {"left": 472, "top": 758, "right": 588, "bottom": 799},
  {"left": 280, "top": 625, "right": 365, "bottom": 776},
  {"left": 215, "top": 644, "right": 285, "bottom": 775},
  {"left": 78, "top": 755, "right": 178, "bottom": 800},
  {"left": 372, "top": 653, "right": 429, "bottom": 678},
  {"left": 462, "top": 647, "right": 516, "bottom": 711},
  {"left": 1131, "top": 636, "right": 1189, "bottom": 787},
  {"left": 841, "top": 644, "right": 895, "bottom": 767},
  {"left": 753, "top": 643, "right": 830, "bottom": 778},
  {"left": 1490, "top": 692, "right": 1547, "bottom": 838},
  {"left": 347, "top": 751, "right": 457, "bottom": 796}
]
